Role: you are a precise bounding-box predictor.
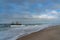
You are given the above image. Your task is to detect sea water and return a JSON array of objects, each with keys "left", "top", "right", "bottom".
[{"left": 0, "top": 24, "right": 59, "bottom": 40}]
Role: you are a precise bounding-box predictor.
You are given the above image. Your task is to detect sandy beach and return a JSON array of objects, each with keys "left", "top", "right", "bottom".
[{"left": 16, "top": 25, "right": 60, "bottom": 40}]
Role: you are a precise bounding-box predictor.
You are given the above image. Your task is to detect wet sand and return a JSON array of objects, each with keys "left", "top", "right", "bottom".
[{"left": 17, "top": 25, "right": 60, "bottom": 40}]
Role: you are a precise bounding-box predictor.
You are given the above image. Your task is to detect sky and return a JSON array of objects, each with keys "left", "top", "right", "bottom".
[{"left": 0, "top": 0, "right": 60, "bottom": 24}]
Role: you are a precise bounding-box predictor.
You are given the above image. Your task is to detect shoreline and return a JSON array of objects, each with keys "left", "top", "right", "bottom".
[{"left": 16, "top": 25, "right": 60, "bottom": 40}]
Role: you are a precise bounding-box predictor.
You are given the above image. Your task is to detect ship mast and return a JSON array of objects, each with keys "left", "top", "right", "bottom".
[{"left": 16, "top": 21, "right": 19, "bottom": 25}]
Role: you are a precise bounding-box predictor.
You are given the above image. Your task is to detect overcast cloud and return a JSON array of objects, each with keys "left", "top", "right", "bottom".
[{"left": 0, "top": 0, "right": 60, "bottom": 24}]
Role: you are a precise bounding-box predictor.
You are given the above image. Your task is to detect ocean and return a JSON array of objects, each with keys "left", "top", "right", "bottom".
[{"left": 0, "top": 24, "right": 59, "bottom": 40}]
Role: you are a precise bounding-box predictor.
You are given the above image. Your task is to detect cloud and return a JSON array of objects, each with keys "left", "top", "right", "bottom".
[
  {"left": 47, "top": 10, "right": 60, "bottom": 19},
  {"left": 39, "top": 15, "right": 57, "bottom": 19},
  {"left": 46, "top": 4, "right": 60, "bottom": 10},
  {"left": 46, "top": 10, "right": 58, "bottom": 15},
  {"left": 1, "top": 0, "right": 60, "bottom": 14},
  {"left": 52, "top": 0, "right": 60, "bottom": 4},
  {"left": 50, "top": 10, "right": 58, "bottom": 14},
  {"left": 32, "top": 14, "right": 57, "bottom": 19},
  {"left": 32, "top": 10, "right": 59, "bottom": 19}
]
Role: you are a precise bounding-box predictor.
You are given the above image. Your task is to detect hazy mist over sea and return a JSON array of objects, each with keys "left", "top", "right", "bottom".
[{"left": 0, "top": 18, "right": 59, "bottom": 24}]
